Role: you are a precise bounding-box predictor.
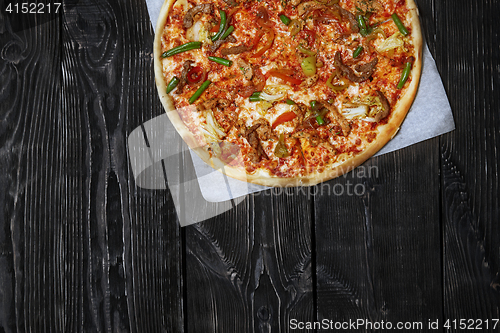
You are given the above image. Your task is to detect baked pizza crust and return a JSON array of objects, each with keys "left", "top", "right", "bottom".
[{"left": 154, "top": 0, "right": 423, "bottom": 187}]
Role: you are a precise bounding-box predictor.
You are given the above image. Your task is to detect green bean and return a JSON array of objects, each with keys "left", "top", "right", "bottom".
[
  {"left": 285, "top": 99, "right": 295, "bottom": 105},
  {"left": 274, "top": 134, "right": 289, "bottom": 158},
  {"left": 353, "top": 46, "right": 363, "bottom": 58},
  {"left": 221, "top": 25, "right": 234, "bottom": 40},
  {"left": 316, "top": 115, "right": 325, "bottom": 125},
  {"left": 211, "top": 10, "right": 227, "bottom": 41},
  {"left": 189, "top": 80, "right": 211, "bottom": 104},
  {"left": 357, "top": 15, "right": 368, "bottom": 36},
  {"left": 391, "top": 13, "right": 409, "bottom": 36},
  {"left": 280, "top": 14, "right": 291, "bottom": 25},
  {"left": 397, "top": 62, "right": 412, "bottom": 89},
  {"left": 166, "top": 77, "right": 180, "bottom": 93},
  {"left": 208, "top": 56, "right": 233, "bottom": 67},
  {"left": 162, "top": 42, "right": 202, "bottom": 58},
  {"left": 310, "top": 100, "right": 317, "bottom": 108}
]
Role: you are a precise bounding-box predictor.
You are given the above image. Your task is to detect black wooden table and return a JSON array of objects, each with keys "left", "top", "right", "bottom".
[{"left": 1, "top": 0, "right": 499, "bottom": 332}]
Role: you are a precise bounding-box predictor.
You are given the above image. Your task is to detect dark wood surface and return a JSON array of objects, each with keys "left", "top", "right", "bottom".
[{"left": 0, "top": 0, "right": 499, "bottom": 332}]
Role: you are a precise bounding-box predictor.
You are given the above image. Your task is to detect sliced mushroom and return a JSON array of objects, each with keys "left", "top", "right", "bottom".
[{"left": 236, "top": 58, "right": 253, "bottom": 80}]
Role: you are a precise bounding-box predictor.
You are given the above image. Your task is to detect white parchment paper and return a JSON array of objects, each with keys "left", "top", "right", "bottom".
[{"left": 145, "top": 0, "right": 455, "bottom": 202}]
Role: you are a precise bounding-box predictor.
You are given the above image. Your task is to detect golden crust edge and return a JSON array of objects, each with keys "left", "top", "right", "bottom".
[{"left": 153, "top": 0, "right": 423, "bottom": 187}]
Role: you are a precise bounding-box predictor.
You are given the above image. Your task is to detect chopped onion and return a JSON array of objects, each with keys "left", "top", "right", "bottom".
[
  {"left": 202, "top": 110, "right": 226, "bottom": 142},
  {"left": 260, "top": 91, "right": 285, "bottom": 102},
  {"left": 200, "top": 127, "right": 219, "bottom": 142},
  {"left": 342, "top": 105, "right": 369, "bottom": 119},
  {"left": 376, "top": 32, "right": 404, "bottom": 53}
]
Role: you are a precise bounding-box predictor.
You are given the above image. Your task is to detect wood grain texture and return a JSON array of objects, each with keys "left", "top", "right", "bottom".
[
  {"left": 418, "top": 0, "right": 500, "bottom": 326},
  {"left": 62, "top": 0, "right": 184, "bottom": 331},
  {"left": 1, "top": 0, "right": 500, "bottom": 332},
  {"left": 184, "top": 182, "right": 314, "bottom": 332},
  {"left": 314, "top": 142, "right": 443, "bottom": 331}
]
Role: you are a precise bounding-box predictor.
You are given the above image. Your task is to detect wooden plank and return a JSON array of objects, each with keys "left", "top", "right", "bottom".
[
  {"left": 61, "top": 0, "right": 184, "bottom": 331},
  {"left": 314, "top": 142, "right": 443, "bottom": 331},
  {"left": 183, "top": 179, "right": 315, "bottom": 331},
  {"left": 427, "top": 0, "right": 500, "bottom": 326},
  {"left": 0, "top": 9, "right": 63, "bottom": 333},
  {"left": 314, "top": 0, "right": 445, "bottom": 327}
]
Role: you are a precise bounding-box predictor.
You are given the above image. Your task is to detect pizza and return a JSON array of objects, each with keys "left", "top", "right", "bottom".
[{"left": 153, "top": 0, "right": 422, "bottom": 186}]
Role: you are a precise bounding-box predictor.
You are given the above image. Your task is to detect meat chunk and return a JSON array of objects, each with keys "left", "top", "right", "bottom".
[
  {"left": 175, "top": 60, "right": 195, "bottom": 94},
  {"left": 355, "top": 57, "right": 378, "bottom": 74},
  {"left": 236, "top": 58, "right": 253, "bottom": 80},
  {"left": 252, "top": 118, "right": 274, "bottom": 141},
  {"left": 245, "top": 124, "right": 269, "bottom": 163},
  {"left": 374, "top": 90, "right": 390, "bottom": 122},
  {"left": 292, "top": 103, "right": 308, "bottom": 125},
  {"left": 334, "top": 4, "right": 359, "bottom": 33},
  {"left": 237, "top": 85, "right": 257, "bottom": 98},
  {"left": 301, "top": 113, "right": 331, "bottom": 129},
  {"left": 251, "top": 66, "right": 266, "bottom": 91},
  {"left": 183, "top": 4, "right": 213, "bottom": 29},
  {"left": 208, "top": 35, "right": 237, "bottom": 53},
  {"left": 221, "top": 44, "right": 251, "bottom": 56},
  {"left": 334, "top": 51, "right": 378, "bottom": 83},
  {"left": 322, "top": 102, "right": 351, "bottom": 136},
  {"left": 197, "top": 97, "right": 219, "bottom": 111},
  {"left": 235, "top": 117, "right": 247, "bottom": 136}
]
